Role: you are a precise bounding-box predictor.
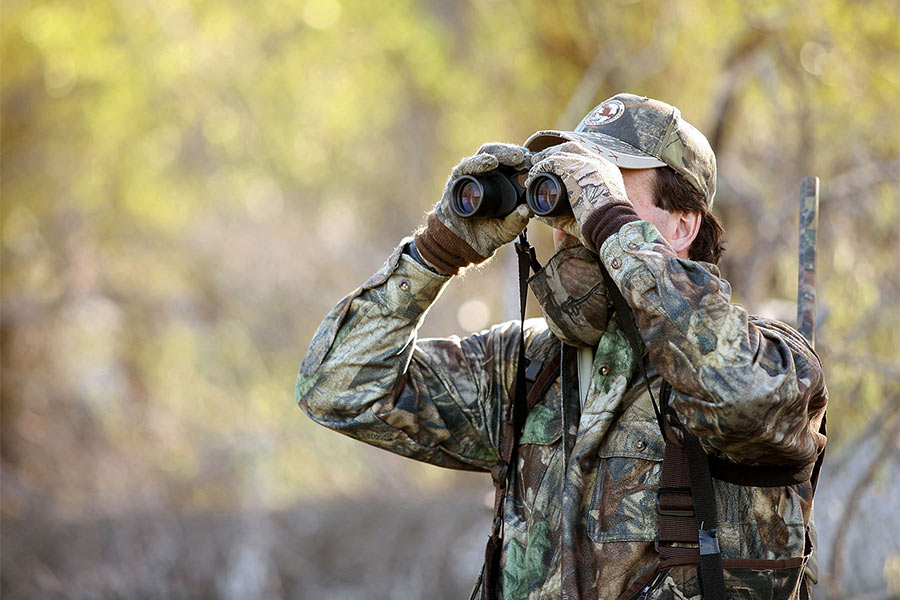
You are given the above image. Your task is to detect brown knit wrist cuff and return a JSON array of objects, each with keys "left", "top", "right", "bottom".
[
  {"left": 413, "top": 213, "right": 488, "bottom": 276},
  {"left": 581, "top": 202, "right": 641, "bottom": 252}
]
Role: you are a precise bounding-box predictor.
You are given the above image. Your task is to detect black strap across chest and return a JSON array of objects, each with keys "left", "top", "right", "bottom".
[{"left": 482, "top": 232, "right": 541, "bottom": 600}]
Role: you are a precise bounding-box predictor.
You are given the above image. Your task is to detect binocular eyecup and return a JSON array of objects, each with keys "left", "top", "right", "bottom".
[{"left": 450, "top": 168, "right": 569, "bottom": 219}]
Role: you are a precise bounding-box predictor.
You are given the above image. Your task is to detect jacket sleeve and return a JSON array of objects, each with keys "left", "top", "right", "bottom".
[
  {"left": 296, "top": 240, "right": 527, "bottom": 472},
  {"left": 599, "top": 221, "right": 827, "bottom": 466}
]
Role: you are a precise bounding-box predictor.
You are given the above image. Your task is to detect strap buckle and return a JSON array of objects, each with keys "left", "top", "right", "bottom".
[
  {"left": 515, "top": 230, "right": 542, "bottom": 271},
  {"left": 699, "top": 527, "right": 720, "bottom": 556},
  {"left": 524, "top": 359, "right": 542, "bottom": 383},
  {"left": 656, "top": 486, "right": 694, "bottom": 517}
]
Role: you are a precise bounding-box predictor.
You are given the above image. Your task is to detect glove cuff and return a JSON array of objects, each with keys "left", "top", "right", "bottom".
[
  {"left": 581, "top": 202, "right": 641, "bottom": 252},
  {"left": 414, "top": 213, "right": 488, "bottom": 276}
]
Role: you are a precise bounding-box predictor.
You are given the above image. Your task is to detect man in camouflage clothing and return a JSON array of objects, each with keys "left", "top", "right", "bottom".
[{"left": 296, "top": 94, "right": 827, "bottom": 599}]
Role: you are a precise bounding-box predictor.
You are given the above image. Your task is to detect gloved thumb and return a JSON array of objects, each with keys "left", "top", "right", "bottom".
[{"left": 497, "top": 203, "right": 532, "bottom": 241}]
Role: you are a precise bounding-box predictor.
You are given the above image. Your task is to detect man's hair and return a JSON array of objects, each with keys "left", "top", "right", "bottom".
[{"left": 653, "top": 167, "right": 725, "bottom": 264}]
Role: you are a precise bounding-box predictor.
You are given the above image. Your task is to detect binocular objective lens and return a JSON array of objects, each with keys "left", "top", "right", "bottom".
[
  {"left": 457, "top": 180, "right": 482, "bottom": 216},
  {"left": 533, "top": 177, "right": 561, "bottom": 214}
]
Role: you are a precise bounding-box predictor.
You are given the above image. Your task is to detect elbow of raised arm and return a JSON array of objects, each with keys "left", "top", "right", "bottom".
[
  {"left": 295, "top": 369, "right": 352, "bottom": 428},
  {"left": 675, "top": 355, "right": 823, "bottom": 465},
  {"left": 296, "top": 361, "right": 397, "bottom": 435}
]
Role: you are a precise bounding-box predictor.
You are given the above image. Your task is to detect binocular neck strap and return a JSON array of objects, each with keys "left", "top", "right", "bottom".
[
  {"left": 594, "top": 254, "right": 666, "bottom": 434},
  {"left": 512, "top": 229, "right": 541, "bottom": 437},
  {"left": 482, "top": 228, "right": 541, "bottom": 599}
]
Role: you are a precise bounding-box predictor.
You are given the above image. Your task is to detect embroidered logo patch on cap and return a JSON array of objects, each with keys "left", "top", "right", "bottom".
[{"left": 582, "top": 99, "right": 626, "bottom": 126}]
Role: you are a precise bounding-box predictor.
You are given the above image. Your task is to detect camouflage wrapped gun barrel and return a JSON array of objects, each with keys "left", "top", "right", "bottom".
[{"left": 797, "top": 176, "right": 819, "bottom": 346}]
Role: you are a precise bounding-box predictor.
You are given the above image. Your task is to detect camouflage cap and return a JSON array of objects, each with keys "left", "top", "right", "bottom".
[{"left": 524, "top": 93, "right": 717, "bottom": 206}]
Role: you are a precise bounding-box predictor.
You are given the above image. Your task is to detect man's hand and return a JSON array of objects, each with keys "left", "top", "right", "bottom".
[
  {"left": 414, "top": 143, "right": 532, "bottom": 275},
  {"left": 526, "top": 141, "right": 632, "bottom": 251}
]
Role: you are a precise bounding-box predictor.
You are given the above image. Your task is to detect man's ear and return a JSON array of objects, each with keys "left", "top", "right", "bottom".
[{"left": 669, "top": 210, "right": 702, "bottom": 258}]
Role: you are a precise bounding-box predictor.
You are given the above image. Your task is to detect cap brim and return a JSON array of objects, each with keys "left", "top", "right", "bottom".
[{"left": 524, "top": 130, "right": 666, "bottom": 169}]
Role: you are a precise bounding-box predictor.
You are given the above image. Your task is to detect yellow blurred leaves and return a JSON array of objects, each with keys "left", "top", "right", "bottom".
[
  {"left": 203, "top": 105, "right": 245, "bottom": 157},
  {"left": 302, "top": 0, "right": 342, "bottom": 30},
  {"left": 1, "top": 0, "right": 897, "bottom": 517}
]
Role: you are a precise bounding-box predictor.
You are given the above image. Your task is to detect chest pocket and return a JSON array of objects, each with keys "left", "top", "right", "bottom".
[
  {"left": 511, "top": 404, "right": 562, "bottom": 529},
  {"left": 587, "top": 420, "right": 665, "bottom": 543}
]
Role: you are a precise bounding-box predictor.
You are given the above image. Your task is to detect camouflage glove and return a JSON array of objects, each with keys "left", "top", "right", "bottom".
[
  {"left": 414, "top": 143, "right": 532, "bottom": 275},
  {"left": 526, "top": 141, "right": 638, "bottom": 252}
]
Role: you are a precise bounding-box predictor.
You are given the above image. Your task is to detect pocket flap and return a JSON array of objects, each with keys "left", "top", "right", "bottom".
[{"left": 598, "top": 420, "right": 664, "bottom": 461}]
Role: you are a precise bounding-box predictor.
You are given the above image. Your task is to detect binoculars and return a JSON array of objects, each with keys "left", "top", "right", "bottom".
[{"left": 450, "top": 168, "right": 570, "bottom": 219}]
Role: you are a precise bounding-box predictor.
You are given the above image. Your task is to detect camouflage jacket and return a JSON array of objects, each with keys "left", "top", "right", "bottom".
[{"left": 296, "top": 221, "right": 828, "bottom": 600}]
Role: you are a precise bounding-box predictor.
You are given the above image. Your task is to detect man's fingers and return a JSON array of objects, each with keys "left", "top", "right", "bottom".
[
  {"left": 450, "top": 143, "right": 532, "bottom": 181},
  {"left": 525, "top": 153, "right": 583, "bottom": 187},
  {"left": 452, "top": 153, "right": 499, "bottom": 178},
  {"left": 477, "top": 143, "right": 529, "bottom": 168},
  {"left": 535, "top": 214, "right": 585, "bottom": 247},
  {"left": 501, "top": 203, "right": 532, "bottom": 230}
]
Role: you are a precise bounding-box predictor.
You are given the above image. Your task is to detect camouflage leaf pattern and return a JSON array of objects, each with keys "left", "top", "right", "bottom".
[
  {"left": 525, "top": 92, "right": 718, "bottom": 206},
  {"left": 527, "top": 243, "right": 610, "bottom": 347},
  {"left": 598, "top": 220, "right": 828, "bottom": 466},
  {"left": 527, "top": 141, "right": 631, "bottom": 249},
  {"left": 575, "top": 93, "right": 718, "bottom": 206},
  {"left": 297, "top": 222, "right": 826, "bottom": 599},
  {"left": 797, "top": 176, "right": 819, "bottom": 345},
  {"left": 431, "top": 143, "right": 533, "bottom": 260},
  {"left": 640, "top": 564, "right": 805, "bottom": 599}
]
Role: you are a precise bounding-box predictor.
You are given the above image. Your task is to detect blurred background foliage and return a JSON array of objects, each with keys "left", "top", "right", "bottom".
[{"left": 2, "top": 0, "right": 898, "bottom": 598}]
